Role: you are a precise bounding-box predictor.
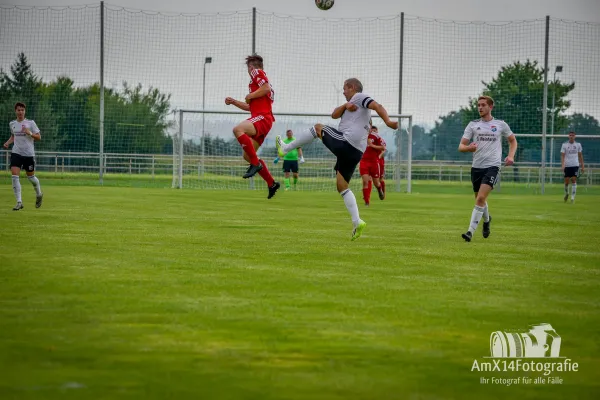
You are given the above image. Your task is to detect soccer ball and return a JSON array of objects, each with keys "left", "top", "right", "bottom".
[{"left": 315, "top": 0, "right": 335, "bottom": 11}]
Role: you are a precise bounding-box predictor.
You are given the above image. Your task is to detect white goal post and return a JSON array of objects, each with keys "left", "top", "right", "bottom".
[{"left": 173, "top": 109, "right": 414, "bottom": 192}]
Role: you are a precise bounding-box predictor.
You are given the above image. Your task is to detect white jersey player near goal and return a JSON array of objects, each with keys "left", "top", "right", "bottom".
[
  {"left": 561, "top": 131, "right": 585, "bottom": 203},
  {"left": 458, "top": 95, "right": 518, "bottom": 242},
  {"left": 275, "top": 78, "right": 398, "bottom": 241}
]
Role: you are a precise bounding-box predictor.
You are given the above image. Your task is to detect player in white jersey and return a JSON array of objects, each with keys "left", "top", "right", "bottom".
[
  {"left": 274, "top": 78, "right": 398, "bottom": 240},
  {"left": 3, "top": 102, "right": 43, "bottom": 211},
  {"left": 458, "top": 96, "right": 517, "bottom": 242},
  {"left": 561, "top": 131, "right": 584, "bottom": 203}
]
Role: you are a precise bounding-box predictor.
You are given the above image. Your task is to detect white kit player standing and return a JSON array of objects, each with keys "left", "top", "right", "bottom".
[
  {"left": 561, "top": 131, "right": 585, "bottom": 203},
  {"left": 458, "top": 96, "right": 518, "bottom": 242}
]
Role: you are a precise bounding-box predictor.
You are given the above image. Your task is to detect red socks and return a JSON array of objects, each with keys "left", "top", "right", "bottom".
[
  {"left": 363, "top": 187, "right": 370, "bottom": 204},
  {"left": 237, "top": 134, "right": 259, "bottom": 165},
  {"left": 237, "top": 135, "right": 274, "bottom": 187},
  {"left": 258, "top": 159, "right": 275, "bottom": 187}
]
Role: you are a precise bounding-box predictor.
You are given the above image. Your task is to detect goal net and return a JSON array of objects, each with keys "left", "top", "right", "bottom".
[{"left": 172, "top": 110, "right": 413, "bottom": 192}]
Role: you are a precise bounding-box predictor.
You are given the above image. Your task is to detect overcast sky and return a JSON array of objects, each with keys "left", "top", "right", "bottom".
[{"left": 5, "top": 0, "right": 600, "bottom": 22}]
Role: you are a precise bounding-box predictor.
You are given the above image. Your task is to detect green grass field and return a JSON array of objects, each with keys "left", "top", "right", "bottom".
[{"left": 1, "top": 183, "right": 599, "bottom": 400}]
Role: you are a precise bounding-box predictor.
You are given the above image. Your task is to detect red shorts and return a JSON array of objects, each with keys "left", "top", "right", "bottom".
[
  {"left": 247, "top": 114, "right": 274, "bottom": 146},
  {"left": 359, "top": 160, "right": 381, "bottom": 178}
]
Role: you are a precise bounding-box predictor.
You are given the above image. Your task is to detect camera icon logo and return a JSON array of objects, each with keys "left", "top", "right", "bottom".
[{"left": 490, "top": 323, "right": 561, "bottom": 358}]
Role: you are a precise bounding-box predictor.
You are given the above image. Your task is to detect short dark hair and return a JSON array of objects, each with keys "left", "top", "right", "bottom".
[
  {"left": 286, "top": 129, "right": 292, "bottom": 133},
  {"left": 568, "top": 131, "right": 576, "bottom": 135},
  {"left": 14, "top": 102, "right": 26, "bottom": 110},
  {"left": 246, "top": 54, "right": 264, "bottom": 69}
]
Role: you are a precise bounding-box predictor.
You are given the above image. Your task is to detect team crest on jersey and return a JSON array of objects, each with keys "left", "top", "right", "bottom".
[{"left": 491, "top": 126, "right": 497, "bottom": 132}]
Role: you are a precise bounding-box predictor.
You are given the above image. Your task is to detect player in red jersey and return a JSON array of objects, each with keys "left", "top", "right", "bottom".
[
  {"left": 225, "top": 54, "right": 280, "bottom": 199},
  {"left": 359, "top": 125, "right": 385, "bottom": 206},
  {"left": 367, "top": 139, "right": 387, "bottom": 200}
]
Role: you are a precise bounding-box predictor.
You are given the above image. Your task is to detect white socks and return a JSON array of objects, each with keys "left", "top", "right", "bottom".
[
  {"left": 28, "top": 175, "right": 42, "bottom": 196},
  {"left": 468, "top": 205, "right": 485, "bottom": 234},
  {"left": 11, "top": 175, "right": 42, "bottom": 203},
  {"left": 482, "top": 202, "right": 489, "bottom": 223},
  {"left": 571, "top": 184, "right": 577, "bottom": 200},
  {"left": 341, "top": 189, "right": 360, "bottom": 227},
  {"left": 12, "top": 175, "right": 22, "bottom": 202},
  {"left": 282, "top": 126, "right": 318, "bottom": 152}
]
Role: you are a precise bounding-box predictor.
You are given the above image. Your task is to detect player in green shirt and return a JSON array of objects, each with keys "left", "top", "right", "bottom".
[{"left": 274, "top": 129, "right": 305, "bottom": 190}]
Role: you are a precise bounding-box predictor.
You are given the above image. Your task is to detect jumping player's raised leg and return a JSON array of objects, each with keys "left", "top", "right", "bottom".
[
  {"left": 239, "top": 132, "right": 280, "bottom": 199},
  {"left": 276, "top": 124, "right": 320, "bottom": 157},
  {"left": 233, "top": 120, "right": 263, "bottom": 178}
]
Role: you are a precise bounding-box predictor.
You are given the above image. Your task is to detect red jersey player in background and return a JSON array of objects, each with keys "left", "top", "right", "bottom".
[
  {"left": 359, "top": 125, "right": 385, "bottom": 206},
  {"left": 367, "top": 137, "right": 387, "bottom": 201},
  {"left": 225, "top": 55, "right": 280, "bottom": 199}
]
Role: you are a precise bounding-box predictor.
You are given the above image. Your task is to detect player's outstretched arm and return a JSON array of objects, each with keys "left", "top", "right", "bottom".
[
  {"left": 225, "top": 97, "right": 250, "bottom": 112},
  {"left": 367, "top": 101, "right": 398, "bottom": 130}
]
